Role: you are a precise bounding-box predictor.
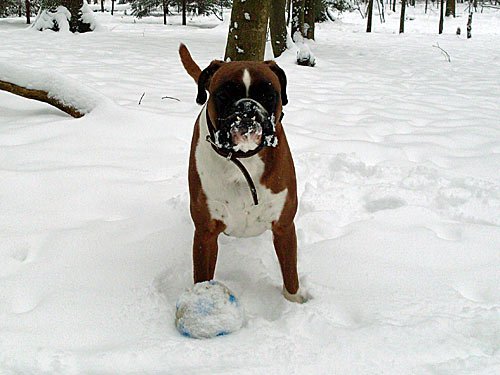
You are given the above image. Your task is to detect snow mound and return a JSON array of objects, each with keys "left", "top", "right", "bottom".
[{"left": 175, "top": 281, "right": 244, "bottom": 339}]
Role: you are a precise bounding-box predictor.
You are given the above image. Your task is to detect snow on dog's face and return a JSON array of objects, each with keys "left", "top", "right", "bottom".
[{"left": 196, "top": 61, "right": 288, "bottom": 155}]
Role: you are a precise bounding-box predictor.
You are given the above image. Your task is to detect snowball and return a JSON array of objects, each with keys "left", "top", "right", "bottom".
[{"left": 175, "top": 281, "right": 244, "bottom": 339}]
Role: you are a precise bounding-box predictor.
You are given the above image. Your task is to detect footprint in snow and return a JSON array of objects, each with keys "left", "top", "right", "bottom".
[{"left": 364, "top": 197, "right": 407, "bottom": 213}]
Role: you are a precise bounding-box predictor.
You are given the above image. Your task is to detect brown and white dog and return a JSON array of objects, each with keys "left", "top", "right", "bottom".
[{"left": 179, "top": 44, "right": 305, "bottom": 303}]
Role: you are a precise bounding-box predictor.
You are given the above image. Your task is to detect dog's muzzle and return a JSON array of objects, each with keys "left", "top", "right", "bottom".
[{"left": 215, "top": 99, "right": 277, "bottom": 154}]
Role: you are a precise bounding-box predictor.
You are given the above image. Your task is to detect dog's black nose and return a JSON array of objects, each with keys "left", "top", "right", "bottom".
[{"left": 233, "top": 99, "right": 266, "bottom": 120}]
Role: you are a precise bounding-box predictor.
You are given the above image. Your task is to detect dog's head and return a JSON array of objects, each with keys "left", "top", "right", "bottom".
[{"left": 179, "top": 44, "right": 288, "bottom": 155}]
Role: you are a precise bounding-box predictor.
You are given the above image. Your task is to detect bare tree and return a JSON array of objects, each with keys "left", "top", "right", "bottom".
[
  {"left": 399, "top": 0, "right": 406, "bottom": 33},
  {"left": 182, "top": 0, "right": 186, "bottom": 25},
  {"left": 467, "top": 3, "right": 473, "bottom": 38},
  {"left": 224, "top": 0, "right": 270, "bottom": 61},
  {"left": 25, "top": 0, "right": 30, "bottom": 24},
  {"left": 291, "top": 0, "right": 305, "bottom": 41},
  {"left": 270, "top": 0, "right": 288, "bottom": 58},
  {"left": 304, "top": 0, "right": 315, "bottom": 39},
  {"left": 366, "top": 0, "right": 374, "bottom": 32},
  {"left": 439, "top": 0, "right": 444, "bottom": 34},
  {"left": 446, "top": 0, "right": 455, "bottom": 17}
]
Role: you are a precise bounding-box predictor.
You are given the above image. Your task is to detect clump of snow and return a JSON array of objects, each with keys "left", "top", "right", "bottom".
[
  {"left": 32, "top": 6, "right": 71, "bottom": 32},
  {"left": 0, "top": 61, "right": 108, "bottom": 115},
  {"left": 244, "top": 12, "right": 250, "bottom": 21},
  {"left": 293, "top": 31, "right": 316, "bottom": 67},
  {"left": 175, "top": 281, "right": 244, "bottom": 339},
  {"left": 31, "top": 3, "right": 101, "bottom": 32},
  {"left": 81, "top": 2, "right": 101, "bottom": 32}
]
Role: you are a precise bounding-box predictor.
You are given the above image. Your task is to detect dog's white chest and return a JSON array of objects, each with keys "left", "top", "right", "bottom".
[{"left": 196, "top": 110, "right": 287, "bottom": 238}]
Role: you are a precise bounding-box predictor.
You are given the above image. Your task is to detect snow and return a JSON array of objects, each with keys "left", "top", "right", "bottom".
[{"left": 1, "top": 5, "right": 499, "bottom": 374}]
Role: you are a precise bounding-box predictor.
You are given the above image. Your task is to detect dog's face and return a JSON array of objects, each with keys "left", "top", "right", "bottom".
[{"left": 196, "top": 61, "right": 288, "bottom": 154}]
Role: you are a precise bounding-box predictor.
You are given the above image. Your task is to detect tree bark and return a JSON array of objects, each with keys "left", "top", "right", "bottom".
[
  {"left": 25, "top": 0, "right": 31, "bottom": 24},
  {"left": 162, "top": 0, "right": 167, "bottom": 24},
  {"left": 182, "top": 0, "right": 186, "bottom": 25},
  {"left": 60, "top": 0, "right": 83, "bottom": 32},
  {"left": 270, "top": 0, "right": 287, "bottom": 58},
  {"left": 291, "top": 0, "right": 304, "bottom": 41},
  {"left": 0, "top": 80, "right": 85, "bottom": 118},
  {"left": 304, "top": 0, "right": 315, "bottom": 40},
  {"left": 399, "top": 0, "right": 406, "bottom": 33},
  {"left": 224, "top": 0, "right": 270, "bottom": 62},
  {"left": 366, "top": 0, "right": 373, "bottom": 32},
  {"left": 286, "top": 0, "right": 291, "bottom": 25},
  {"left": 439, "top": 0, "right": 444, "bottom": 34},
  {"left": 467, "top": 11, "right": 472, "bottom": 38},
  {"left": 446, "top": 0, "right": 455, "bottom": 16}
]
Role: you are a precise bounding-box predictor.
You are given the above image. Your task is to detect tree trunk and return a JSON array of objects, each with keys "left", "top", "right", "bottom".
[
  {"left": 162, "top": 0, "right": 167, "bottom": 24},
  {"left": 198, "top": 0, "right": 206, "bottom": 15},
  {"left": 60, "top": 0, "right": 83, "bottom": 33},
  {"left": 399, "top": 0, "right": 406, "bottom": 33},
  {"left": 467, "top": 11, "right": 472, "bottom": 38},
  {"left": 425, "top": 0, "right": 428, "bottom": 13},
  {"left": 366, "top": 0, "right": 373, "bottom": 32},
  {"left": 286, "top": 0, "right": 291, "bottom": 25},
  {"left": 111, "top": 0, "right": 115, "bottom": 15},
  {"left": 182, "top": 0, "right": 186, "bottom": 25},
  {"left": 270, "top": 0, "right": 287, "bottom": 58},
  {"left": 446, "top": 0, "right": 455, "bottom": 16},
  {"left": 224, "top": 0, "right": 270, "bottom": 62},
  {"left": 392, "top": 0, "right": 396, "bottom": 12},
  {"left": 291, "top": 0, "right": 304, "bottom": 41},
  {"left": 101, "top": 0, "right": 104, "bottom": 12},
  {"left": 25, "top": 0, "right": 31, "bottom": 24},
  {"left": 304, "top": 0, "right": 315, "bottom": 39},
  {"left": 439, "top": 0, "right": 444, "bottom": 34}
]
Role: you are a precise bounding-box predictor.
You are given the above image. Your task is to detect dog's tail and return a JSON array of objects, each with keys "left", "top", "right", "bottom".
[{"left": 179, "top": 43, "right": 202, "bottom": 84}]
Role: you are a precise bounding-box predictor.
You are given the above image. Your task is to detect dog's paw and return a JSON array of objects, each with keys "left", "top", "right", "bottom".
[{"left": 282, "top": 287, "right": 309, "bottom": 304}]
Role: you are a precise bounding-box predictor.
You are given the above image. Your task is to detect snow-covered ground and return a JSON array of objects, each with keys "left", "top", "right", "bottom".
[{"left": 1, "top": 6, "right": 499, "bottom": 374}]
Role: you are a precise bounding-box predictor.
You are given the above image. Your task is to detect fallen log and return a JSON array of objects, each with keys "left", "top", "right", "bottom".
[
  {"left": 0, "top": 80, "right": 85, "bottom": 118},
  {"left": 0, "top": 62, "right": 102, "bottom": 118}
]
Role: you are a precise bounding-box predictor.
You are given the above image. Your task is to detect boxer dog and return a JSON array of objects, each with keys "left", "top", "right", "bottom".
[{"left": 179, "top": 44, "right": 305, "bottom": 303}]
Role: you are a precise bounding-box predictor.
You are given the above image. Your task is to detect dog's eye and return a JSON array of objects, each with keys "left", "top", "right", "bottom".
[{"left": 215, "top": 92, "right": 227, "bottom": 101}]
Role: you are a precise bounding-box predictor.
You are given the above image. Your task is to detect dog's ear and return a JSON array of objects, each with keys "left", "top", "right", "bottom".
[
  {"left": 264, "top": 61, "right": 288, "bottom": 106},
  {"left": 197, "top": 60, "right": 225, "bottom": 105}
]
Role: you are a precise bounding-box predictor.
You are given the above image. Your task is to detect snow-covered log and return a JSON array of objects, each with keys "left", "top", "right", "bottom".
[{"left": 0, "top": 62, "right": 103, "bottom": 118}]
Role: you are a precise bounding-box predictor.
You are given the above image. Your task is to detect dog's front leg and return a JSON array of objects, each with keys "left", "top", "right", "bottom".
[
  {"left": 192, "top": 222, "right": 224, "bottom": 283},
  {"left": 272, "top": 222, "right": 305, "bottom": 303}
]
